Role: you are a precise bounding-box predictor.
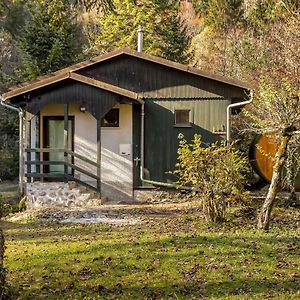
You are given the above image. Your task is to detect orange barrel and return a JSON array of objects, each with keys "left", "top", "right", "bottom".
[{"left": 249, "top": 134, "right": 300, "bottom": 190}]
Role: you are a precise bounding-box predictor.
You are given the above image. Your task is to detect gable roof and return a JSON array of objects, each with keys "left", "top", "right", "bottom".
[{"left": 2, "top": 48, "right": 251, "bottom": 101}]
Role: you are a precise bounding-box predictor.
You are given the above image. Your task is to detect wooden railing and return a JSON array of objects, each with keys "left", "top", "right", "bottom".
[{"left": 25, "top": 148, "right": 100, "bottom": 192}]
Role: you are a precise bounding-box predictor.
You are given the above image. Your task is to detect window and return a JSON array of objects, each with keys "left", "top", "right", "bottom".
[
  {"left": 101, "top": 109, "right": 119, "bottom": 127},
  {"left": 174, "top": 109, "right": 191, "bottom": 127}
]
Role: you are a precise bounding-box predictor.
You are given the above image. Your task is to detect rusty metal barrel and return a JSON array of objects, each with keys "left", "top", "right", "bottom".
[{"left": 249, "top": 134, "right": 300, "bottom": 190}]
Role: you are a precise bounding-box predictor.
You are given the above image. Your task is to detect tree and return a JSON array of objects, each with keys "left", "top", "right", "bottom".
[
  {"left": 90, "top": 0, "right": 190, "bottom": 63},
  {"left": 285, "top": 141, "right": 300, "bottom": 206},
  {"left": 189, "top": 1, "right": 300, "bottom": 230},
  {"left": 73, "top": 0, "right": 114, "bottom": 12},
  {"left": 241, "top": 2, "right": 300, "bottom": 230},
  {"left": 16, "top": 0, "right": 84, "bottom": 80},
  {"left": 174, "top": 134, "right": 248, "bottom": 223},
  {"left": 244, "top": 80, "right": 300, "bottom": 230},
  {"left": 190, "top": 0, "right": 245, "bottom": 76}
]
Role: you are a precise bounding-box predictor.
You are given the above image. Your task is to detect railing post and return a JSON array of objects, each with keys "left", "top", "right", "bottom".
[
  {"left": 97, "top": 119, "right": 101, "bottom": 195},
  {"left": 36, "top": 113, "right": 40, "bottom": 177},
  {"left": 64, "top": 104, "right": 69, "bottom": 182},
  {"left": 26, "top": 113, "right": 31, "bottom": 183}
]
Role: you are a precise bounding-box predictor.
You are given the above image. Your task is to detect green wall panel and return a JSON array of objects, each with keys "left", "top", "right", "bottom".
[{"left": 144, "top": 99, "right": 230, "bottom": 183}]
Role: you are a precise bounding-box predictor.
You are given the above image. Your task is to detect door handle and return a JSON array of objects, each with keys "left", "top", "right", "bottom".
[{"left": 133, "top": 157, "right": 141, "bottom": 167}]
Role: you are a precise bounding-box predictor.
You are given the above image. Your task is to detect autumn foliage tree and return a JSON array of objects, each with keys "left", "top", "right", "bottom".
[
  {"left": 242, "top": 2, "right": 300, "bottom": 230},
  {"left": 245, "top": 81, "right": 300, "bottom": 230}
]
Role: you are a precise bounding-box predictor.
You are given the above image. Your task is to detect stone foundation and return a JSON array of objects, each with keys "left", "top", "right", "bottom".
[
  {"left": 25, "top": 183, "right": 192, "bottom": 209},
  {"left": 26, "top": 182, "right": 101, "bottom": 209}
]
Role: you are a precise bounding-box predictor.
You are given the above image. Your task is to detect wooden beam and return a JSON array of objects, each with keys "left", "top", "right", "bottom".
[
  {"left": 26, "top": 148, "right": 65, "bottom": 153},
  {"left": 25, "top": 161, "right": 99, "bottom": 180},
  {"left": 97, "top": 119, "right": 101, "bottom": 195},
  {"left": 35, "top": 113, "right": 40, "bottom": 176},
  {"left": 25, "top": 148, "right": 99, "bottom": 167},
  {"left": 26, "top": 113, "right": 31, "bottom": 183},
  {"left": 69, "top": 73, "right": 143, "bottom": 102},
  {"left": 64, "top": 104, "right": 69, "bottom": 180},
  {"left": 2, "top": 73, "right": 70, "bottom": 100}
]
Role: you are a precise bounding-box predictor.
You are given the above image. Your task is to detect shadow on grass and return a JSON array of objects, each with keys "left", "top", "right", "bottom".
[
  {"left": 2, "top": 219, "right": 299, "bottom": 250},
  {"left": 8, "top": 275, "right": 300, "bottom": 300},
  {"left": 3, "top": 216, "right": 300, "bottom": 299}
]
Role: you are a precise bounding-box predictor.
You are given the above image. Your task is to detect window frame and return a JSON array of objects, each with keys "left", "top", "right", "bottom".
[
  {"left": 101, "top": 108, "right": 120, "bottom": 128},
  {"left": 173, "top": 109, "right": 193, "bottom": 128}
]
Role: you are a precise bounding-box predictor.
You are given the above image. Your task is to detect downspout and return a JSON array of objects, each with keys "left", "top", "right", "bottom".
[
  {"left": 226, "top": 91, "right": 253, "bottom": 142},
  {"left": 0, "top": 96, "right": 25, "bottom": 194}
]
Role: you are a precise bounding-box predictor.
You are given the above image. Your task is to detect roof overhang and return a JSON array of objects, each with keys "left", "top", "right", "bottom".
[{"left": 2, "top": 72, "right": 144, "bottom": 104}]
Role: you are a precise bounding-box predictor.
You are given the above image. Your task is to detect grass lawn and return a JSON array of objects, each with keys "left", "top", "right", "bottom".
[
  {"left": 2, "top": 204, "right": 300, "bottom": 300},
  {"left": 0, "top": 181, "right": 21, "bottom": 216}
]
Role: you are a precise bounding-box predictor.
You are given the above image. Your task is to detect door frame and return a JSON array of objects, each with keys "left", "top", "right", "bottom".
[
  {"left": 132, "top": 103, "right": 142, "bottom": 188},
  {"left": 43, "top": 116, "right": 75, "bottom": 175}
]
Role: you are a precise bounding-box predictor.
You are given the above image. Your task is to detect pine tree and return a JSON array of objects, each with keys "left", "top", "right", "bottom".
[
  {"left": 90, "top": 0, "right": 189, "bottom": 63},
  {"left": 16, "top": 0, "right": 84, "bottom": 80}
]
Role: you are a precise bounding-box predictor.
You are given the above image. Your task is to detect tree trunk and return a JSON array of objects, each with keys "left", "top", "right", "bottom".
[
  {"left": 0, "top": 199, "right": 5, "bottom": 297},
  {"left": 257, "top": 134, "right": 291, "bottom": 231},
  {"left": 286, "top": 147, "right": 297, "bottom": 206}
]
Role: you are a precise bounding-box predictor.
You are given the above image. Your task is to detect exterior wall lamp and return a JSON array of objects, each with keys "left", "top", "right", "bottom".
[{"left": 79, "top": 105, "right": 87, "bottom": 113}]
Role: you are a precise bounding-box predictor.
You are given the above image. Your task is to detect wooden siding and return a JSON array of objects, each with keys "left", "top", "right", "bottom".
[
  {"left": 23, "top": 81, "right": 120, "bottom": 120},
  {"left": 4, "top": 49, "right": 252, "bottom": 188},
  {"left": 143, "top": 99, "right": 229, "bottom": 183},
  {"left": 78, "top": 55, "right": 248, "bottom": 101}
]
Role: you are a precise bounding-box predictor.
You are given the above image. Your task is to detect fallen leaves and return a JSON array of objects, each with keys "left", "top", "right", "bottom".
[
  {"left": 2, "top": 204, "right": 300, "bottom": 299},
  {"left": 207, "top": 263, "right": 232, "bottom": 270}
]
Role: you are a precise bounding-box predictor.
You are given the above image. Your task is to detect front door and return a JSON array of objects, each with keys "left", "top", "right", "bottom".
[{"left": 43, "top": 116, "right": 74, "bottom": 175}]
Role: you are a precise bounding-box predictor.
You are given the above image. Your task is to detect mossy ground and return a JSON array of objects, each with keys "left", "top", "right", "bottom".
[{"left": 1, "top": 202, "right": 300, "bottom": 300}]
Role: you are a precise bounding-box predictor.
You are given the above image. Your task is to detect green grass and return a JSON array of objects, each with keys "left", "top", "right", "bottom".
[
  {"left": 2, "top": 207, "right": 300, "bottom": 299},
  {"left": 0, "top": 181, "right": 21, "bottom": 216}
]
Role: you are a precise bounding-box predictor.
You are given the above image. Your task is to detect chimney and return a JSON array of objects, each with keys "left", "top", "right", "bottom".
[{"left": 137, "top": 25, "right": 143, "bottom": 52}]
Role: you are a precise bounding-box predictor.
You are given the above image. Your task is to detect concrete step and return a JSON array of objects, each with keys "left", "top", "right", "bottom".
[{"left": 26, "top": 182, "right": 101, "bottom": 209}]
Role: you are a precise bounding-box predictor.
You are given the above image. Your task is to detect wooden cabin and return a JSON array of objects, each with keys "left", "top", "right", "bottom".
[{"left": 2, "top": 48, "right": 250, "bottom": 204}]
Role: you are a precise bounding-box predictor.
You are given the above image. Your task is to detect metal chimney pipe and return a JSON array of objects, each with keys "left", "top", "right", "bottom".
[{"left": 137, "top": 25, "right": 143, "bottom": 52}]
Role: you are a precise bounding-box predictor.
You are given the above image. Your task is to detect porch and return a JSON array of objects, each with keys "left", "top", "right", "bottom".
[
  {"left": 24, "top": 100, "right": 142, "bottom": 203},
  {"left": 7, "top": 69, "right": 143, "bottom": 204}
]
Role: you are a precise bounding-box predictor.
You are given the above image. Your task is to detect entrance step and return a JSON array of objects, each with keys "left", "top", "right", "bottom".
[{"left": 26, "top": 182, "right": 101, "bottom": 209}]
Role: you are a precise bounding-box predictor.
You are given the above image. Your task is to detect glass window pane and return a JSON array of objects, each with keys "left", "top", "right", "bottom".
[
  {"left": 101, "top": 109, "right": 119, "bottom": 127},
  {"left": 48, "top": 119, "right": 73, "bottom": 173},
  {"left": 175, "top": 110, "right": 190, "bottom": 125}
]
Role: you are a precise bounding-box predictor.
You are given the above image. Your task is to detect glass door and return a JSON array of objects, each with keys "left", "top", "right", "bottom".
[{"left": 44, "top": 117, "right": 74, "bottom": 174}]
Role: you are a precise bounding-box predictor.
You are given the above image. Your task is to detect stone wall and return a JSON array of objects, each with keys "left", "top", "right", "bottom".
[
  {"left": 25, "top": 183, "right": 192, "bottom": 208},
  {"left": 26, "top": 182, "right": 101, "bottom": 208}
]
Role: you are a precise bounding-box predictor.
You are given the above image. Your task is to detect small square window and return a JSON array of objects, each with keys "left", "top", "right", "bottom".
[
  {"left": 174, "top": 109, "right": 191, "bottom": 127},
  {"left": 101, "top": 109, "right": 119, "bottom": 127}
]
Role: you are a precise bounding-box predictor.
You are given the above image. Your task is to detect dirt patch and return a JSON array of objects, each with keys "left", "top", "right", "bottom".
[
  {"left": 60, "top": 216, "right": 141, "bottom": 225},
  {"left": 6, "top": 200, "right": 200, "bottom": 225}
]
